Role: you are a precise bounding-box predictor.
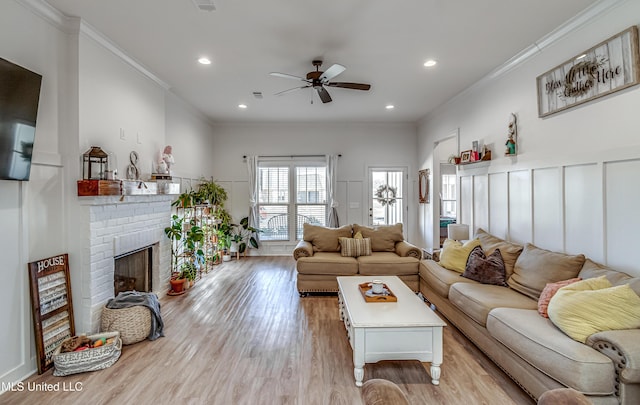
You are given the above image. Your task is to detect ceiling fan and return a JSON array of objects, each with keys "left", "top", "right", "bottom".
[{"left": 270, "top": 60, "right": 371, "bottom": 103}]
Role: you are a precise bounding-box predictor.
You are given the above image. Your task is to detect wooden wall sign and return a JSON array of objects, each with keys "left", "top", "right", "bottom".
[
  {"left": 537, "top": 26, "right": 640, "bottom": 117},
  {"left": 28, "top": 253, "right": 75, "bottom": 374}
]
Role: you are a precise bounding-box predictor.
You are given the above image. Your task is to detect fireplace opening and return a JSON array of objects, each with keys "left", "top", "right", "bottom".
[{"left": 114, "top": 244, "right": 155, "bottom": 295}]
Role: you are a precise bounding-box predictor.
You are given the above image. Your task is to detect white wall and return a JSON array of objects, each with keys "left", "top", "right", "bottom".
[
  {"left": 209, "top": 122, "right": 419, "bottom": 254},
  {"left": 417, "top": 1, "right": 640, "bottom": 277},
  {"left": 0, "top": 0, "right": 216, "bottom": 386}
]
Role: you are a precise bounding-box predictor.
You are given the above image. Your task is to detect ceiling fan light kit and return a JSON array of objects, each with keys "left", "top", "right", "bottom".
[{"left": 270, "top": 60, "right": 371, "bottom": 104}]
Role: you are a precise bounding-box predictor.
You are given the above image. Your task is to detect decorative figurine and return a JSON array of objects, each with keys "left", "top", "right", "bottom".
[
  {"left": 161, "top": 145, "right": 174, "bottom": 174},
  {"left": 505, "top": 113, "right": 517, "bottom": 156}
]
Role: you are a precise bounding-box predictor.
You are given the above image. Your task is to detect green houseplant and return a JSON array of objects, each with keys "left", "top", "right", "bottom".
[{"left": 197, "top": 178, "right": 228, "bottom": 207}]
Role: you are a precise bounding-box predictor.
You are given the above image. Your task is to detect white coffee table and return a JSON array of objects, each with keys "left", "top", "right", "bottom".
[{"left": 337, "top": 276, "right": 446, "bottom": 387}]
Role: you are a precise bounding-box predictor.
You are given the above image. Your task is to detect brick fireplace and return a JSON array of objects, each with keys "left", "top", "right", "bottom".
[{"left": 77, "top": 195, "right": 173, "bottom": 332}]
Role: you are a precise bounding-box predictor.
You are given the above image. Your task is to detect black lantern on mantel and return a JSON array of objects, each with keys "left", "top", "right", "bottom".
[{"left": 82, "top": 146, "right": 109, "bottom": 180}]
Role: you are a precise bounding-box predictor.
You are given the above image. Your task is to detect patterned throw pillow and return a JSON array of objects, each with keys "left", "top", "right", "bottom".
[
  {"left": 462, "top": 246, "right": 508, "bottom": 286},
  {"left": 339, "top": 237, "right": 372, "bottom": 257},
  {"left": 537, "top": 278, "right": 582, "bottom": 318}
]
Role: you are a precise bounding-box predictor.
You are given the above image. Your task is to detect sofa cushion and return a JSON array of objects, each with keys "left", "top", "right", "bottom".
[
  {"left": 448, "top": 283, "right": 537, "bottom": 326},
  {"left": 508, "top": 243, "right": 585, "bottom": 300},
  {"left": 419, "top": 260, "right": 477, "bottom": 298},
  {"left": 303, "top": 223, "right": 353, "bottom": 252},
  {"left": 439, "top": 238, "right": 481, "bottom": 273},
  {"left": 475, "top": 228, "right": 523, "bottom": 278},
  {"left": 462, "top": 246, "right": 508, "bottom": 286},
  {"left": 339, "top": 237, "right": 372, "bottom": 257},
  {"left": 537, "top": 278, "right": 581, "bottom": 318},
  {"left": 353, "top": 223, "right": 403, "bottom": 252},
  {"left": 296, "top": 252, "right": 358, "bottom": 275},
  {"left": 547, "top": 276, "right": 640, "bottom": 343},
  {"left": 579, "top": 258, "right": 640, "bottom": 296},
  {"left": 487, "top": 308, "right": 615, "bottom": 395},
  {"left": 357, "top": 252, "right": 419, "bottom": 276}
]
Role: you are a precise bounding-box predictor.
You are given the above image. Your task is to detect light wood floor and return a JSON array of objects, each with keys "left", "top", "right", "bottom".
[{"left": 2, "top": 257, "right": 535, "bottom": 405}]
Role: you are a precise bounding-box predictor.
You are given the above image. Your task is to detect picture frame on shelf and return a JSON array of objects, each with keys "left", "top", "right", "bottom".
[{"left": 460, "top": 150, "right": 472, "bottom": 163}]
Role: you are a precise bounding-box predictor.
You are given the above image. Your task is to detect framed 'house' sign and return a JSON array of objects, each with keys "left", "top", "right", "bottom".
[
  {"left": 28, "top": 253, "right": 75, "bottom": 374},
  {"left": 537, "top": 26, "right": 640, "bottom": 117}
]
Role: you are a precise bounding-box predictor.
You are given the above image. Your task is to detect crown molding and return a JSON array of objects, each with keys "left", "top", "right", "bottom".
[
  {"left": 16, "top": 0, "right": 170, "bottom": 90},
  {"left": 421, "top": 0, "right": 628, "bottom": 123}
]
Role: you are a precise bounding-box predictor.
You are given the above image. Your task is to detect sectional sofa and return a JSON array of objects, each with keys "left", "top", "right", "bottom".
[
  {"left": 293, "top": 223, "right": 422, "bottom": 294},
  {"left": 419, "top": 229, "right": 640, "bottom": 404}
]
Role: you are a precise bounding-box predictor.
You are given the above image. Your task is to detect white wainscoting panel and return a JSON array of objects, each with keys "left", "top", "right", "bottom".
[
  {"left": 508, "top": 170, "right": 532, "bottom": 245},
  {"left": 532, "top": 167, "right": 563, "bottom": 252},
  {"left": 347, "top": 180, "right": 364, "bottom": 226},
  {"left": 605, "top": 159, "right": 640, "bottom": 277},
  {"left": 473, "top": 175, "right": 489, "bottom": 234},
  {"left": 460, "top": 176, "right": 473, "bottom": 228},
  {"left": 564, "top": 164, "right": 603, "bottom": 261},
  {"left": 488, "top": 172, "right": 508, "bottom": 239}
]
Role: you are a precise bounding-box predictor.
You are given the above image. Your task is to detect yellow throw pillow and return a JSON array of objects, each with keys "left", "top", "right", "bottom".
[
  {"left": 547, "top": 276, "right": 640, "bottom": 343},
  {"left": 438, "top": 238, "right": 481, "bottom": 273},
  {"left": 354, "top": 231, "right": 363, "bottom": 239}
]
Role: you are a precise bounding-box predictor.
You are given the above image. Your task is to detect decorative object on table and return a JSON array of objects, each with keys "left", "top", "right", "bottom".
[
  {"left": 28, "top": 253, "right": 75, "bottom": 374},
  {"left": 126, "top": 151, "right": 140, "bottom": 180},
  {"left": 82, "top": 146, "right": 108, "bottom": 180},
  {"left": 418, "top": 169, "right": 429, "bottom": 204},
  {"left": 505, "top": 113, "right": 517, "bottom": 156},
  {"left": 375, "top": 184, "right": 397, "bottom": 206},
  {"left": 358, "top": 282, "right": 397, "bottom": 302},
  {"left": 471, "top": 140, "right": 479, "bottom": 162},
  {"left": 52, "top": 331, "right": 121, "bottom": 376},
  {"left": 460, "top": 150, "right": 472, "bottom": 164},
  {"left": 537, "top": 26, "right": 640, "bottom": 118},
  {"left": 447, "top": 154, "right": 461, "bottom": 165},
  {"left": 480, "top": 144, "right": 492, "bottom": 161}
]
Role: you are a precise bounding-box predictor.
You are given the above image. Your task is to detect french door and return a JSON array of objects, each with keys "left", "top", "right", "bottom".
[{"left": 368, "top": 168, "right": 407, "bottom": 229}]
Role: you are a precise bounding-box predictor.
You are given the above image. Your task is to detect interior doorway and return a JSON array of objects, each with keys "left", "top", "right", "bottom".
[{"left": 432, "top": 131, "right": 459, "bottom": 248}]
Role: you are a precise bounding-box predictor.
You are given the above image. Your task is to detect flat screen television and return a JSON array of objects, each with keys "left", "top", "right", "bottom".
[{"left": 0, "top": 57, "right": 42, "bottom": 181}]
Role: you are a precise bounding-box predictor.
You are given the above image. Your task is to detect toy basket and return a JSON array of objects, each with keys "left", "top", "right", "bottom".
[
  {"left": 52, "top": 331, "right": 122, "bottom": 376},
  {"left": 100, "top": 305, "right": 151, "bottom": 345}
]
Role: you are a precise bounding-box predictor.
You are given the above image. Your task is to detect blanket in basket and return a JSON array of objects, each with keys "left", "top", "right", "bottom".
[{"left": 106, "top": 291, "right": 164, "bottom": 340}]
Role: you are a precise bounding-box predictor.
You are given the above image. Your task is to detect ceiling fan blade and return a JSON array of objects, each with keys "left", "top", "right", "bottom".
[
  {"left": 326, "top": 82, "right": 371, "bottom": 91},
  {"left": 316, "top": 86, "right": 332, "bottom": 103},
  {"left": 319, "top": 64, "right": 346, "bottom": 82},
  {"left": 270, "top": 72, "right": 309, "bottom": 82},
  {"left": 274, "top": 85, "right": 310, "bottom": 96}
]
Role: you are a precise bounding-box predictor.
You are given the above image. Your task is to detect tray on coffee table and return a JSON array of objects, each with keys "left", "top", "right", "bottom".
[{"left": 358, "top": 282, "right": 397, "bottom": 302}]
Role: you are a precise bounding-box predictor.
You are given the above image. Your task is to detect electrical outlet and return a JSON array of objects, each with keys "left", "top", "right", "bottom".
[{"left": 120, "top": 128, "right": 126, "bottom": 140}]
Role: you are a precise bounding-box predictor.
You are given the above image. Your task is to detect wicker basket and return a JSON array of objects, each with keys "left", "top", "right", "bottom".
[
  {"left": 53, "top": 331, "right": 122, "bottom": 376},
  {"left": 100, "top": 305, "right": 151, "bottom": 345}
]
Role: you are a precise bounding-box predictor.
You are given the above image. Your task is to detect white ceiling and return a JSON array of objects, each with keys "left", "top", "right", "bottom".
[{"left": 45, "top": 0, "right": 599, "bottom": 124}]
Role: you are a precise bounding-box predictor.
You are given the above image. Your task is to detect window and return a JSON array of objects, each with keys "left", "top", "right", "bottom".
[
  {"left": 258, "top": 162, "right": 327, "bottom": 241},
  {"left": 440, "top": 164, "right": 457, "bottom": 218}
]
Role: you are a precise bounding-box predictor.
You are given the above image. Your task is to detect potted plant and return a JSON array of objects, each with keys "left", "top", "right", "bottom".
[
  {"left": 230, "top": 217, "right": 261, "bottom": 256},
  {"left": 180, "top": 261, "right": 197, "bottom": 289},
  {"left": 164, "top": 215, "right": 185, "bottom": 275},
  {"left": 197, "top": 178, "right": 228, "bottom": 207}
]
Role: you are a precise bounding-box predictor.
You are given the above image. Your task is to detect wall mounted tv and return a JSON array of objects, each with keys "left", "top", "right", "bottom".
[{"left": 0, "top": 57, "right": 42, "bottom": 181}]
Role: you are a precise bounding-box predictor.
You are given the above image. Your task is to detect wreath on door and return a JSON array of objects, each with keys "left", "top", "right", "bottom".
[{"left": 375, "top": 184, "right": 397, "bottom": 206}]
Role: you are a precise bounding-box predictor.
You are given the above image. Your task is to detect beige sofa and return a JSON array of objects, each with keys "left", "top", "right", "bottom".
[
  {"left": 419, "top": 229, "right": 640, "bottom": 405},
  {"left": 293, "top": 223, "right": 422, "bottom": 295}
]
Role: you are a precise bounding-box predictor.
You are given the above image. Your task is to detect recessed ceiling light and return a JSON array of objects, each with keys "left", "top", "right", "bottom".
[
  {"left": 198, "top": 57, "right": 212, "bottom": 65},
  {"left": 238, "top": 104, "right": 247, "bottom": 109},
  {"left": 385, "top": 105, "right": 395, "bottom": 110},
  {"left": 423, "top": 60, "right": 437, "bottom": 67}
]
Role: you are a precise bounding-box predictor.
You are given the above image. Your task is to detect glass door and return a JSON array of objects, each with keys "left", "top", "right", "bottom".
[{"left": 368, "top": 168, "right": 406, "bottom": 227}]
